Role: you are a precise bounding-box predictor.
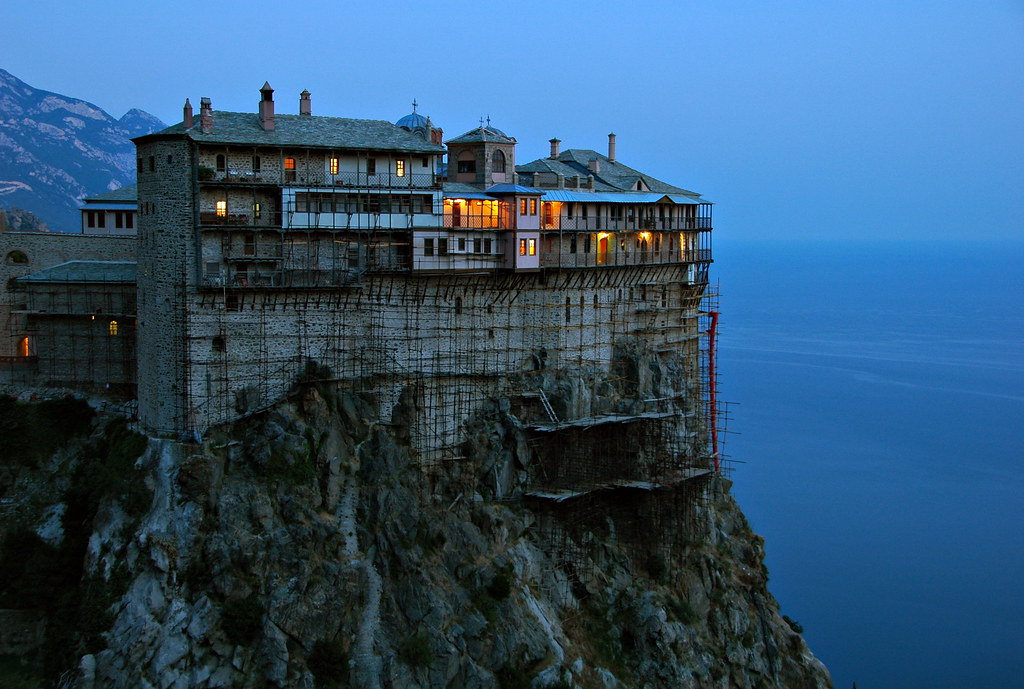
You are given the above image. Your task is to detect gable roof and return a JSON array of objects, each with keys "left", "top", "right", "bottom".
[
  {"left": 517, "top": 150, "right": 702, "bottom": 197},
  {"left": 136, "top": 112, "right": 444, "bottom": 153},
  {"left": 446, "top": 125, "right": 516, "bottom": 145}
]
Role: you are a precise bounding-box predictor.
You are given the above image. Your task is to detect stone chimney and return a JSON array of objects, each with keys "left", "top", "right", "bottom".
[
  {"left": 183, "top": 99, "right": 193, "bottom": 128},
  {"left": 199, "top": 97, "right": 213, "bottom": 134},
  {"left": 588, "top": 158, "right": 600, "bottom": 174},
  {"left": 299, "top": 89, "right": 311, "bottom": 116},
  {"left": 259, "top": 82, "right": 275, "bottom": 131},
  {"left": 608, "top": 133, "right": 617, "bottom": 163},
  {"left": 549, "top": 138, "right": 561, "bottom": 159}
]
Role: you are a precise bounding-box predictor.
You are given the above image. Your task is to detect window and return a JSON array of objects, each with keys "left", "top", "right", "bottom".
[
  {"left": 216, "top": 200, "right": 227, "bottom": 218},
  {"left": 528, "top": 239, "right": 536, "bottom": 256},
  {"left": 125, "top": 212, "right": 134, "bottom": 229},
  {"left": 569, "top": 234, "right": 577, "bottom": 253},
  {"left": 253, "top": 202, "right": 262, "bottom": 219},
  {"left": 519, "top": 199, "right": 527, "bottom": 215},
  {"left": 115, "top": 212, "right": 124, "bottom": 229},
  {"left": 86, "top": 211, "right": 106, "bottom": 229},
  {"left": 585, "top": 234, "right": 592, "bottom": 253},
  {"left": 458, "top": 237, "right": 466, "bottom": 252},
  {"left": 396, "top": 160, "right": 405, "bottom": 177},
  {"left": 491, "top": 150, "right": 505, "bottom": 173},
  {"left": 137, "top": 158, "right": 143, "bottom": 173},
  {"left": 329, "top": 158, "right": 339, "bottom": 175},
  {"left": 212, "top": 335, "right": 226, "bottom": 352},
  {"left": 244, "top": 235, "right": 255, "bottom": 256},
  {"left": 148, "top": 156, "right": 155, "bottom": 172},
  {"left": 529, "top": 199, "right": 537, "bottom": 215},
  {"left": 215, "top": 154, "right": 226, "bottom": 172},
  {"left": 473, "top": 238, "right": 482, "bottom": 253},
  {"left": 438, "top": 237, "right": 448, "bottom": 255},
  {"left": 284, "top": 157, "right": 296, "bottom": 170},
  {"left": 457, "top": 152, "right": 476, "bottom": 174},
  {"left": 421, "top": 157, "right": 429, "bottom": 168},
  {"left": 108, "top": 320, "right": 119, "bottom": 336},
  {"left": 18, "top": 337, "right": 31, "bottom": 357},
  {"left": 424, "top": 238, "right": 434, "bottom": 256},
  {"left": 252, "top": 155, "right": 261, "bottom": 172},
  {"left": 484, "top": 238, "right": 492, "bottom": 253},
  {"left": 519, "top": 239, "right": 527, "bottom": 256},
  {"left": 366, "top": 159, "right": 376, "bottom": 176}
]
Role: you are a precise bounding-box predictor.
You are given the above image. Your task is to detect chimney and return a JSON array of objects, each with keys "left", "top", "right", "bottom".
[
  {"left": 588, "top": 158, "right": 600, "bottom": 174},
  {"left": 200, "top": 97, "right": 213, "bottom": 134},
  {"left": 549, "top": 138, "right": 561, "bottom": 159},
  {"left": 259, "top": 81, "right": 275, "bottom": 131},
  {"left": 608, "top": 133, "right": 617, "bottom": 163},
  {"left": 299, "top": 89, "right": 311, "bottom": 116},
  {"left": 183, "top": 98, "right": 193, "bottom": 128}
]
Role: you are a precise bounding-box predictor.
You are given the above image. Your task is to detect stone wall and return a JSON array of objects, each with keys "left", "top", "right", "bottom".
[
  {"left": 159, "top": 265, "right": 708, "bottom": 460},
  {"left": 1, "top": 230, "right": 136, "bottom": 358}
]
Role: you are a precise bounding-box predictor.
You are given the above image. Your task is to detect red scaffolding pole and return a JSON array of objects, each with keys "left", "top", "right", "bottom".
[{"left": 707, "top": 310, "right": 720, "bottom": 472}]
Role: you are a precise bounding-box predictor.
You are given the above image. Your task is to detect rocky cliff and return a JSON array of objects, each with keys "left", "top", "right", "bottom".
[
  {"left": 0, "top": 380, "right": 830, "bottom": 689},
  {"left": 0, "top": 68, "right": 165, "bottom": 233}
]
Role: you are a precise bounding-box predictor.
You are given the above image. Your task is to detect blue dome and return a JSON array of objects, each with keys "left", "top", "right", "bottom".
[{"left": 396, "top": 111, "right": 429, "bottom": 130}]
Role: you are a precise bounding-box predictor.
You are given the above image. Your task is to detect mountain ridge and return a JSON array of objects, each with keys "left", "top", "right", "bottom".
[{"left": 0, "top": 68, "right": 165, "bottom": 233}]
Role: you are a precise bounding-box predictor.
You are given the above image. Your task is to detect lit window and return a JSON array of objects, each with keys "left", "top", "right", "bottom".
[
  {"left": 108, "top": 320, "right": 119, "bottom": 336},
  {"left": 216, "top": 200, "right": 227, "bottom": 217},
  {"left": 330, "top": 158, "right": 339, "bottom": 175},
  {"left": 519, "top": 239, "right": 526, "bottom": 256},
  {"left": 18, "top": 337, "right": 31, "bottom": 357},
  {"left": 253, "top": 202, "right": 262, "bottom": 219},
  {"left": 396, "top": 160, "right": 405, "bottom": 177},
  {"left": 529, "top": 199, "right": 537, "bottom": 215},
  {"left": 284, "top": 157, "right": 296, "bottom": 170},
  {"left": 519, "top": 199, "right": 527, "bottom": 215},
  {"left": 528, "top": 239, "right": 536, "bottom": 256}
]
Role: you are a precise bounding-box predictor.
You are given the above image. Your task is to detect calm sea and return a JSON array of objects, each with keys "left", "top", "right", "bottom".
[{"left": 713, "top": 239, "right": 1024, "bottom": 689}]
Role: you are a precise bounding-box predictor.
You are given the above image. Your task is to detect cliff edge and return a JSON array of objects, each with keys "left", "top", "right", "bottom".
[{"left": 0, "top": 384, "right": 830, "bottom": 689}]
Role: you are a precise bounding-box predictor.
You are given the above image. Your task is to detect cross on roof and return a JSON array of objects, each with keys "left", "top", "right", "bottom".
[{"left": 412, "top": 99, "right": 418, "bottom": 113}]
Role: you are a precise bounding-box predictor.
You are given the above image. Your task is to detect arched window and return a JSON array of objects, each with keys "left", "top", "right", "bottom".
[
  {"left": 491, "top": 150, "right": 505, "bottom": 173},
  {"left": 6, "top": 250, "right": 28, "bottom": 265},
  {"left": 108, "top": 320, "right": 118, "bottom": 336}
]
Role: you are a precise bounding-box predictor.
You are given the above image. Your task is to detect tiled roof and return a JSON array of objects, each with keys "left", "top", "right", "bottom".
[
  {"left": 83, "top": 184, "right": 138, "bottom": 204},
  {"left": 446, "top": 125, "right": 516, "bottom": 145},
  {"left": 485, "top": 184, "right": 542, "bottom": 195},
  {"left": 517, "top": 150, "right": 701, "bottom": 197},
  {"left": 137, "top": 112, "right": 444, "bottom": 153},
  {"left": 16, "top": 261, "right": 136, "bottom": 284}
]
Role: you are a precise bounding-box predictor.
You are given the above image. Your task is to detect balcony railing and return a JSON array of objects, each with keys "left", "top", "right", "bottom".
[
  {"left": 544, "top": 217, "right": 712, "bottom": 231},
  {"left": 207, "top": 170, "right": 438, "bottom": 189},
  {"left": 539, "top": 248, "right": 712, "bottom": 269}
]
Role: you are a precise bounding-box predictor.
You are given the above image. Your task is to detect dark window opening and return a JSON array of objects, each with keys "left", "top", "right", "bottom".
[
  {"left": 216, "top": 154, "right": 226, "bottom": 172},
  {"left": 212, "top": 335, "right": 226, "bottom": 352}
]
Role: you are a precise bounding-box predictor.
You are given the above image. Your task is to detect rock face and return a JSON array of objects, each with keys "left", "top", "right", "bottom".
[
  {"left": 0, "top": 68, "right": 165, "bottom": 232},
  {"left": 1, "top": 377, "right": 830, "bottom": 689}
]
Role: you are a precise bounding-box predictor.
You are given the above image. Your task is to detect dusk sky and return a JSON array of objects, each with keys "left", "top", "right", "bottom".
[{"left": 4, "top": 1, "right": 1022, "bottom": 241}]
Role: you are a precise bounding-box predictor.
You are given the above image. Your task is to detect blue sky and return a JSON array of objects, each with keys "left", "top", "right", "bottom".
[{"left": 3, "top": 0, "right": 1022, "bottom": 240}]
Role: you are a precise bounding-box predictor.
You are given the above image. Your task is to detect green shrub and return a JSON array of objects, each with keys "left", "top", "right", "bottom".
[
  {"left": 398, "top": 630, "right": 431, "bottom": 667},
  {"left": 783, "top": 615, "right": 804, "bottom": 634},
  {"left": 666, "top": 597, "right": 699, "bottom": 625},
  {"left": 222, "top": 597, "right": 263, "bottom": 646},
  {"left": 309, "top": 638, "right": 349, "bottom": 688},
  {"left": 0, "top": 396, "right": 95, "bottom": 468}
]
